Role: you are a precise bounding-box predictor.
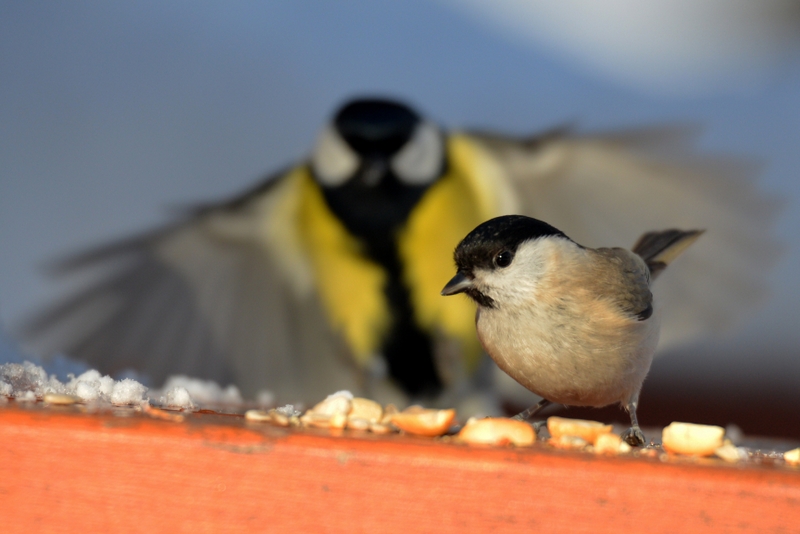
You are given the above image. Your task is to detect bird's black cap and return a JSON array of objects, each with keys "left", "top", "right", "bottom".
[
  {"left": 454, "top": 215, "right": 570, "bottom": 273},
  {"left": 335, "top": 98, "right": 420, "bottom": 155}
]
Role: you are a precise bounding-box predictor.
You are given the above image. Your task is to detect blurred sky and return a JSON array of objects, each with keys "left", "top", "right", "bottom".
[{"left": 1, "top": 1, "right": 800, "bottom": 392}]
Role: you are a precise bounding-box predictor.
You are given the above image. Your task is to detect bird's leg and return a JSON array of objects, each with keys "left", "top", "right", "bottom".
[
  {"left": 512, "top": 398, "right": 551, "bottom": 431},
  {"left": 621, "top": 393, "right": 646, "bottom": 446}
]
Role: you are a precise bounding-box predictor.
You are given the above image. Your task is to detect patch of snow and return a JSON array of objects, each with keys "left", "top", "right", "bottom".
[
  {"left": 160, "top": 386, "right": 196, "bottom": 410},
  {"left": 110, "top": 378, "right": 148, "bottom": 405},
  {"left": 17, "top": 391, "right": 37, "bottom": 402},
  {"left": 155, "top": 375, "right": 242, "bottom": 405},
  {"left": 0, "top": 361, "right": 150, "bottom": 406},
  {"left": 66, "top": 369, "right": 115, "bottom": 402},
  {"left": 0, "top": 361, "right": 67, "bottom": 397},
  {"left": 0, "top": 361, "right": 271, "bottom": 411}
]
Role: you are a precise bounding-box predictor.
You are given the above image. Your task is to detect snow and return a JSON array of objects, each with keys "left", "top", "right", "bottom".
[
  {"left": 0, "top": 361, "right": 148, "bottom": 406},
  {"left": 110, "top": 379, "right": 148, "bottom": 405},
  {"left": 160, "top": 386, "right": 195, "bottom": 410},
  {"left": 275, "top": 404, "right": 302, "bottom": 418},
  {"left": 0, "top": 361, "right": 67, "bottom": 397},
  {"left": 67, "top": 369, "right": 115, "bottom": 402},
  {"left": 155, "top": 375, "right": 242, "bottom": 405},
  {"left": 16, "top": 391, "right": 36, "bottom": 402},
  {"left": 0, "top": 360, "right": 273, "bottom": 412}
]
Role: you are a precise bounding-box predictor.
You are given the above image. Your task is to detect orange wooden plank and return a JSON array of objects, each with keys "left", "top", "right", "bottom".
[{"left": 1, "top": 403, "right": 799, "bottom": 533}]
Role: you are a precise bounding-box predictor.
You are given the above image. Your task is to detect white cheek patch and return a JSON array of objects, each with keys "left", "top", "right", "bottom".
[
  {"left": 479, "top": 239, "right": 555, "bottom": 305},
  {"left": 390, "top": 121, "right": 444, "bottom": 185},
  {"left": 310, "top": 125, "right": 360, "bottom": 187}
]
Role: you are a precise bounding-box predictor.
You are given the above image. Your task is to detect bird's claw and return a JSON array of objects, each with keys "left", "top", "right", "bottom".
[{"left": 622, "top": 426, "right": 646, "bottom": 446}]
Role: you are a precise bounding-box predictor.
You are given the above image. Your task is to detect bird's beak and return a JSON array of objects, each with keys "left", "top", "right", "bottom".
[
  {"left": 441, "top": 272, "right": 473, "bottom": 296},
  {"left": 359, "top": 158, "right": 387, "bottom": 187}
]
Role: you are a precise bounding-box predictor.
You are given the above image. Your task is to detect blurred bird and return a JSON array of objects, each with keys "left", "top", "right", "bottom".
[{"left": 19, "top": 97, "right": 778, "bottom": 409}]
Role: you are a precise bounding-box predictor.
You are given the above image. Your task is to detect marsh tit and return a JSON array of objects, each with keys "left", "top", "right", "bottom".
[{"left": 442, "top": 215, "right": 702, "bottom": 445}]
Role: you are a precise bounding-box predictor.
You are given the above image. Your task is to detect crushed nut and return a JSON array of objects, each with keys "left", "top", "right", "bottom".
[
  {"left": 594, "top": 433, "right": 629, "bottom": 455},
  {"left": 391, "top": 407, "right": 456, "bottom": 437},
  {"left": 244, "top": 409, "right": 273, "bottom": 422},
  {"left": 346, "top": 417, "right": 371, "bottom": 431},
  {"left": 369, "top": 422, "right": 394, "bottom": 434},
  {"left": 43, "top": 393, "right": 82, "bottom": 405},
  {"left": 308, "top": 391, "right": 353, "bottom": 418},
  {"left": 715, "top": 442, "right": 747, "bottom": 463},
  {"left": 547, "top": 416, "right": 613, "bottom": 445},
  {"left": 380, "top": 404, "right": 399, "bottom": 425},
  {"left": 457, "top": 417, "right": 536, "bottom": 447},
  {"left": 784, "top": 448, "right": 800, "bottom": 466},
  {"left": 143, "top": 403, "right": 185, "bottom": 422},
  {"left": 549, "top": 434, "right": 589, "bottom": 450},
  {"left": 662, "top": 422, "right": 725, "bottom": 457},
  {"left": 349, "top": 398, "right": 383, "bottom": 423}
]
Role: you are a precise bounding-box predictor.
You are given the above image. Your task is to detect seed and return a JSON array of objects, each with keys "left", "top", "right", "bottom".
[
  {"left": 43, "top": 393, "right": 81, "bottom": 405},
  {"left": 662, "top": 422, "right": 725, "bottom": 457},
  {"left": 784, "top": 448, "right": 800, "bottom": 466},
  {"left": 270, "top": 411, "right": 290, "bottom": 427},
  {"left": 244, "top": 409, "right": 273, "bottom": 422},
  {"left": 349, "top": 397, "right": 383, "bottom": 422},
  {"left": 594, "top": 433, "right": 626, "bottom": 455},
  {"left": 457, "top": 418, "right": 535, "bottom": 447},
  {"left": 547, "top": 416, "right": 613, "bottom": 444},
  {"left": 369, "top": 422, "right": 394, "bottom": 434},
  {"left": 329, "top": 412, "right": 347, "bottom": 430},
  {"left": 391, "top": 408, "right": 456, "bottom": 437},
  {"left": 346, "top": 417, "right": 371, "bottom": 431},
  {"left": 381, "top": 404, "right": 399, "bottom": 425},
  {"left": 550, "top": 434, "right": 589, "bottom": 450},
  {"left": 143, "top": 403, "right": 185, "bottom": 422},
  {"left": 715, "top": 442, "right": 747, "bottom": 463},
  {"left": 308, "top": 391, "right": 353, "bottom": 417}
]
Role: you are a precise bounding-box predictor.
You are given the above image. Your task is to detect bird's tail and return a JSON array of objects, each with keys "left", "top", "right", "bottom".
[{"left": 632, "top": 229, "right": 704, "bottom": 280}]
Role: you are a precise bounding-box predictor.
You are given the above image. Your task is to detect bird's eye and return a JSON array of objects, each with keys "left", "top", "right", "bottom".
[{"left": 494, "top": 250, "right": 514, "bottom": 268}]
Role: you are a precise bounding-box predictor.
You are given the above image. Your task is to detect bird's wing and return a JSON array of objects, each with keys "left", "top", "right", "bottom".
[
  {"left": 468, "top": 126, "right": 780, "bottom": 349},
  {"left": 17, "top": 167, "right": 360, "bottom": 402},
  {"left": 591, "top": 248, "right": 654, "bottom": 322}
]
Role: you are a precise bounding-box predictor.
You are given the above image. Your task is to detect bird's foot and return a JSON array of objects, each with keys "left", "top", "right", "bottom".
[
  {"left": 512, "top": 398, "right": 551, "bottom": 422},
  {"left": 621, "top": 425, "right": 646, "bottom": 446}
]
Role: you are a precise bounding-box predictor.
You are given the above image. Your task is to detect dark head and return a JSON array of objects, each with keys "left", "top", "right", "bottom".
[
  {"left": 310, "top": 98, "right": 447, "bottom": 254},
  {"left": 441, "top": 215, "right": 571, "bottom": 307}
]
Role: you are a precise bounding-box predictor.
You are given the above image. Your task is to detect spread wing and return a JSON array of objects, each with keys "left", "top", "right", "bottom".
[
  {"left": 17, "top": 167, "right": 360, "bottom": 402},
  {"left": 469, "top": 126, "right": 780, "bottom": 349}
]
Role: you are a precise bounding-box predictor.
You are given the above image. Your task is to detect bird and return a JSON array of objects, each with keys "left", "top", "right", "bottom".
[
  {"left": 17, "top": 97, "right": 778, "bottom": 410},
  {"left": 441, "top": 214, "right": 703, "bottom": 445}
]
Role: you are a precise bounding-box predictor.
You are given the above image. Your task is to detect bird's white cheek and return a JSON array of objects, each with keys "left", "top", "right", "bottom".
[{"left": 478, "top": 269, "right": 540, "bottom": 310}]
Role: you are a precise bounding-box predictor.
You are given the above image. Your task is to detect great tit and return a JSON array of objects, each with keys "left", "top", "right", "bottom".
[
  {"left": 19, "top": 97, "right": 778, "bottom": 408},
  {"left": 442, "top": 215, "right": 703, "bottom": 444}
]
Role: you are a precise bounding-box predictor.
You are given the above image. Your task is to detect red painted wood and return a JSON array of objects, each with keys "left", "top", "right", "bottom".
[{"left": 1, "top": 403, "right": 799, "bottom": 533}]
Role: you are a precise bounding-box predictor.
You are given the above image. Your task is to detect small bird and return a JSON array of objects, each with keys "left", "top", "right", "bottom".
[
  {"left": 18, "top": 97, "right": 775, "bottom": 410},
  {"left": 441, "top": 215, "right": 703, "bottom": 445}
]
